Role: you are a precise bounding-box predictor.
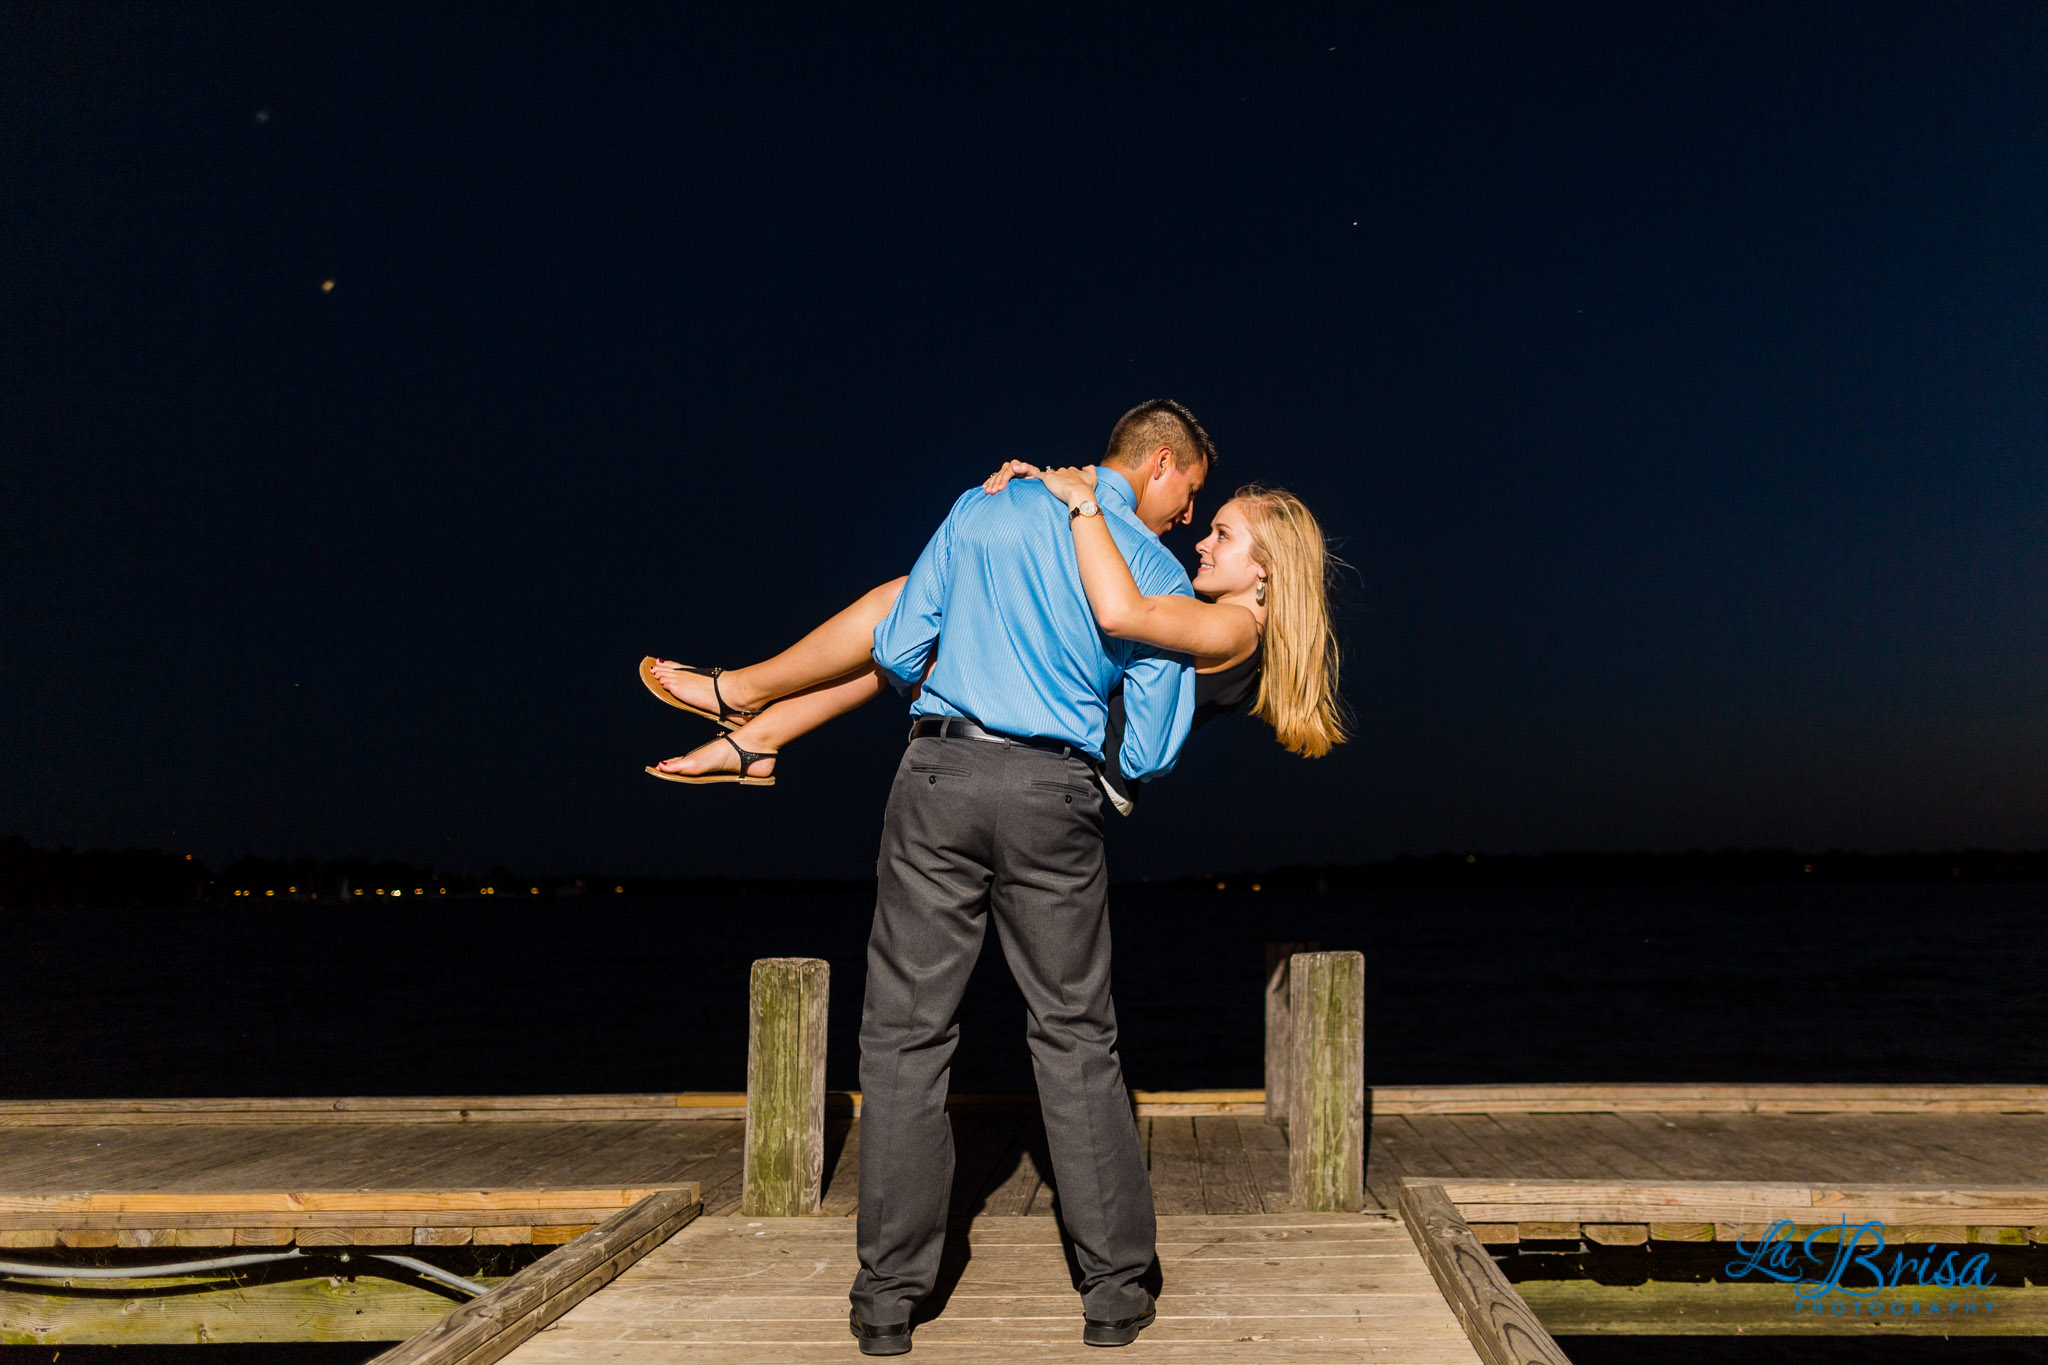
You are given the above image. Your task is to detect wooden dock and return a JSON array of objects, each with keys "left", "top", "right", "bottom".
[
  {"left": 2, "top": 952, "right": 2041, "bottom": 1358},
  {"left": 497, "top": 1213, "right": 1482, "bottom": 1363},
  {"left": 1, "top": 1084, "right": 2043, "bottom": 1356}
]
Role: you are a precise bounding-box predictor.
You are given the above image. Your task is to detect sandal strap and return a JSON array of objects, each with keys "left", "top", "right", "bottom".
[
  {"left": 707, "top": 667, "right": 756, "bottom": 724},
  {"left": 722, "top": 732, "right": 776, "bottom": 777}
]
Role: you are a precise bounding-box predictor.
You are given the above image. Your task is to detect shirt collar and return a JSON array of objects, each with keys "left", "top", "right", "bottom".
[{"left": 1094, "top": 465, "right": 1139, "bottom": 512}]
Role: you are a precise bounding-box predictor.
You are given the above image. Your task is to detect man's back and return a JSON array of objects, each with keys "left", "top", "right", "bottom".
[{"left": 872, "top": 466, "right": 1195, "bottom": 778}]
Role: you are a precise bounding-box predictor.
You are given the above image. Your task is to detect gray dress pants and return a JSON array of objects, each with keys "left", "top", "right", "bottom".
[{"left": 849, "top": 733, "right": 1156, "bottom": 1325}]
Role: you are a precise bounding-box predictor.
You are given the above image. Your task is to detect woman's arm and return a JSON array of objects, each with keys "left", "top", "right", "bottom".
[{"left": 1025, "top": 464, "right": 1258, "bottom": 669}]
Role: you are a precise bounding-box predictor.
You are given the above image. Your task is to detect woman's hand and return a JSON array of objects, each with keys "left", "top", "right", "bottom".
[
  {"left": 982, "top": 460, "right": 1040, "bottom": 494},
  {"left": 981, "top": 461, "right": 1098, "bottom": 510},
  {"left": 1037, "top": 464, "right": 1098, "bottom": 509}
]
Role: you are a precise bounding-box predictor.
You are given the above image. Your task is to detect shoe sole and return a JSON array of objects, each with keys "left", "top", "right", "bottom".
[
  {"left": 643, "top": 765, "right": 775, "bottom": 786},
  {"left": 850, "top": 1324, "right": 912, "bottom": 1356},
  {"left": 1083, "top": 1309, "right": 1156, "bottom": 1347}
]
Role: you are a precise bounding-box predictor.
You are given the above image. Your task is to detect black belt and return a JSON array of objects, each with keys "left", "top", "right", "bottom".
[{"left": 908, "top": 716, "right": 1091, "bottom": 764}]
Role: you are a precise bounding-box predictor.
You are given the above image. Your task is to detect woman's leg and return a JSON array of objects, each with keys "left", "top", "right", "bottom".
[
  {"left": 651, "top": 670, "right": 894, "bottom": 779},
  {"left": 648, "top": 577, "right": 907, "bottom": 717}
]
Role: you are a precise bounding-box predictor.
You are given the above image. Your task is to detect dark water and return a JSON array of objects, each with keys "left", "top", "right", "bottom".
[{"left": 7, "top": 883, "right": 2044, "bottom": 1098}]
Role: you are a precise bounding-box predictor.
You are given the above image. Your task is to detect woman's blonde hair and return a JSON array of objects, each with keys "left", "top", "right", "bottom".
[{"left": 1233, "top": 484, "right": 1349, "bottom": 758}]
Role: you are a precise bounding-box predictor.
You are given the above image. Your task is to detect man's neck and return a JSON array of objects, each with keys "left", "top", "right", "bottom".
[{"left": 1094, "top": 465, "right": 1163, "bottom": 536}]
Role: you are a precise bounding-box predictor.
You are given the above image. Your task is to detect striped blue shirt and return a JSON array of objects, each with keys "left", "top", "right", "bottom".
[{"left": 871, "top": 466, "right": 1198, "bottom": 780}]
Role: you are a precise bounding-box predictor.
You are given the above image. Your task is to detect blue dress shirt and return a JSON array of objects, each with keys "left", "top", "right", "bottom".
[{"left": 871, "top": 467, "right": 1198, "bottom": 780}]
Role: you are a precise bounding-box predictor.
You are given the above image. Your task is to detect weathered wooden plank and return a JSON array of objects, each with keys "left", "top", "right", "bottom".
[
  {"left": 0, "top": 1187, "right": 688, "bottom": 1217},
  {"left": 1602, "top": 1109, "right": 1748, "bottom": 1177},
  {"left": 0, "top": 1121, "right": 740, "bottom": 1203},
  {"left": 1513, "top": 1223, "right": 1582, "bottom": 1241},
  {"left": 1371, "top": 1085, "right": 2048, "bottom": 1115},
  {"left": 1264, "top": 940, "right": 1317, "bottom": 1125},
  {"left": 630, "top": 1217, "right": 1413, "bottom": 1249},
  {"left": 415, "top": 1227, "right": 475, "bottom": 1247},
  {"left": 370, "top": 1187, "right": 701, "bottom": 1365},
  {"left": 1649, "top": 1222, "right": 1716, "bottom": 1241},
  {"left": 3, "top": 1084, "right": 2039, "bottom": 1128},
  {"left": 512, "top": 1335, "right": 1482, "bottom": 1363},
  {"left": 1137, "top": 1091, "right": 1267, "bottom": 1116},
  {"left": 1969, "top": 1225, "right": 2029, "bottom": 1245},
  {"left": 7, "top": 1208, "right": 669, "bottom": 1236},
  {"left": 1149, "top": 1118, "right": 1207, "bottom": 1216},
  {"left": 1451, "top": 1116, "right": 1573, "bottom": 1181},
  {"left": 1494, "top": 1112, "right": 1668, "bottom": 1181},
  {"left": 1237, "top": 1118, "right": 1292, "bottom": 1213},
  {"left": 473, "top": 1226, "right": 533, "bottom": 1246},
  {"left": 1398, "top": 1182, "right": 1572, "bottom": 1365},
  {"left": 1514, "top": 1279, "right": 2039, "bottom": 1334},
  {"left": 1288, "top": 951, "right": 1365, "bottom": 1213},
  {"left": 55, "top": 1229, "right": 118, "bottom": 1248},
  {"left": 1436, "top": 1179, "right": 2048, "bottom": 1226},
  {"left": 1371, "top": 1115, "right": 1458, "bottom": 1189},
  {"left": 1191, "top": 1117, "right": 1263, "bottom": 1216},
  {"left": 233, "top": 1227, "right": 297, "bottom": 1246},
  {"left": 741, "top": 958, "right": 828, "bottom": 1219},
  {"left": 119, "top": 1227, "right": 235, "bottom": 1248},
  {"left": 1576, "top": 1112, "right": 1687, "bottom": 1178},
  {"left": 1582, "top": 1223, "right": 1648, "bottom": 1246},
  {"left": 1401, "top": 1115, "right": 1516, "bottom": 1178}
]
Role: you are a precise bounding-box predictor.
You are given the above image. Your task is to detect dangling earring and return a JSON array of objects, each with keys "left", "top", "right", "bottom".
[{"left": 1255, "top": 579, "right": 1267, "bottom": 606}]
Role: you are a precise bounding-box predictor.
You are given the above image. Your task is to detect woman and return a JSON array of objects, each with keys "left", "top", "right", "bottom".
[{"left": 640, "top": 463, "right": 1346, "bottom": 798}]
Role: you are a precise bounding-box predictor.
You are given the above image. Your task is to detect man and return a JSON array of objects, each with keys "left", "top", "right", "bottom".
[{"left": 849, "top": 399, "right": 1215, "bottom": 1354}]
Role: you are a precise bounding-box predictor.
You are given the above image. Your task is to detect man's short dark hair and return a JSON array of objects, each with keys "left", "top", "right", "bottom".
[{"left": 1104, "top": 399, "right": 1216, "bottom": 475}]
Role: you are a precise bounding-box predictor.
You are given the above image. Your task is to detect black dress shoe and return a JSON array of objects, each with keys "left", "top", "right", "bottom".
[
  {"left": 1083, "top": 1304, "right": 1156, "bottom": 1347},
  {"left": 849, "top": 1309, "right": 914, "bottom": 1356}
]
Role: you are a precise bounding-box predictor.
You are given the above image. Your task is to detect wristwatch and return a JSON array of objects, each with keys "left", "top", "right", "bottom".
[{"left": 1070, "top": 498, "right": 1100, "bottom": 520}]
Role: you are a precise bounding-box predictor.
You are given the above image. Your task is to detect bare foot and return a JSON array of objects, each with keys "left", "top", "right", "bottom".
[
  {"left": 648, "top": 660, "right": 762, "bottom": 718},
  {"left": 652, "top": 734, "right": 777, "bottom": 781}
]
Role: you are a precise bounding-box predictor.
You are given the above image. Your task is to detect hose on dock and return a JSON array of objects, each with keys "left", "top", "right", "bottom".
[{"left": 0, "top": 1247, "right": 490, "bottom": 1298}]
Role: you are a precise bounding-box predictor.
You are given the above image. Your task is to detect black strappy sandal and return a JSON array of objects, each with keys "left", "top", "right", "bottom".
[
  {"left": 644, "top": 733, "right": 778, "bottom": 786},
  {"left": 637, "top": 657, "right": 758, "bottom": 729}
]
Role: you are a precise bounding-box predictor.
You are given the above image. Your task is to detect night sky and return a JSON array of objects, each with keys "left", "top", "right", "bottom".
[{"left": 5, "top": 4, "right": 2045, "bottom": 880}]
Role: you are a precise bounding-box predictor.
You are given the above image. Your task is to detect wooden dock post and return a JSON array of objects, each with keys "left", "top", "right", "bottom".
[
  {"left": 742, "top": 957, "right": 829, "bottom": 1217},
  {"left": 1287, "top": 949, "right": 1365, "bottom": 1212},
  {"left": 1264, "top": 940, "right": 1318, "bottom": 1125}
]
